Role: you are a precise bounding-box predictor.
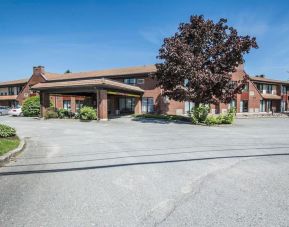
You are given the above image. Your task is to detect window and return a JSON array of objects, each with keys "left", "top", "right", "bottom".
[
  {"left": 266, "top": 84, "right": 272, "bottom": 94},
  {"left": 281, "top": 100, "right": 286, "bottom": 112},
  {"left": 281, "top": 85, "right": 287, "bottom": 94},
  {"left": 76, "top": 100, "right": 83, "bottom": 112},
  {"left": 137, "top": 79, "right": 145, "bottom": 84},
  {"left": 266, "top": 100, "right": 272, "bottom": 112},
  {"left": 0, "top": 93, "right": 3, "bottom": 96},
  {"left": 240, "top": 100, "right": 248, "bottom": 112},
  {"left": 260, "top": 100, "right": 265, "bottom": 112},
  {"left": 185, "top": 101, "right": 194, "bottom": 113},
  {"left": 8, "top": 87, "right": 14, "bottom": 95},
  {"left": 16, "top": 86, "right": 22, "bottom": 94},
  {"left": 184, "top": 79, "right": 189, "bottom": 86},
  {"left": 119, "top": 97, "right": 135, "bottom": 114},
  {"left": 63, "top": 100, "right": 71, "bottom": 111},
  {"left": 124, "top": 78, "right": 136, "bottom": 85},
  {"left": 242, "top": 83, "right": 249, "bottom": 92},
  {"left": 229, "top": 100, "right": 236, "bottom": 109},
  {"left": 142, "top": 97, "right": 154, "bottom": 113}
]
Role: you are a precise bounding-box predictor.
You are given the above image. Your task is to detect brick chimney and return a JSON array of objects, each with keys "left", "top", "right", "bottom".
[{"left": 33, "top": 66, "right": 45, "bottom": 76}]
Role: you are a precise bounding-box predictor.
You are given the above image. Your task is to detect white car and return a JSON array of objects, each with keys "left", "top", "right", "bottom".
[
  {"left": 0, "top": 106, "right": 10, "bottom": 116},
  {"left": 8, "top": 106, "right": 23, "bottom": 116}
]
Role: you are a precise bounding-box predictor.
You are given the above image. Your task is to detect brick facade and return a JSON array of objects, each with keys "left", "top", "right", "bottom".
[{"left": 1, "top": 65, "right": 289, "bottom": 118}]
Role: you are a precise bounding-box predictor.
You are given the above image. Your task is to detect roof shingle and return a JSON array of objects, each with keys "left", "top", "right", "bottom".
[
  {"left": 43, "top": 65, "right": 156, "bottom": 82},
  {"left": 0, "top": 78, "right": 28, "bottom": 87},
  {"left": 31, "top": 78, "right": 144, "bottom": 93}
]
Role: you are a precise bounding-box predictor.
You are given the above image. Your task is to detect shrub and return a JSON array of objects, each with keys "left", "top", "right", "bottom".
[
  {"left": 57, "top": 108, "right": 69, "bottom": 119},
  {"left": 134, "top": 114, "right": 191, "bottom": 122},
  {"left": 204, "top": 107, "right": 236, "bottom": 125},
  {"left": 22, "top": 96, "right": 40, "bottom": 117},
  {"left": 44, "top": 107, "right": 58, "bottom": 119},
  {"left": 204, "top": 115, "right": 220, "bottom": 125},
  {"left": 191, "top": 105, "right": 210, "bottom": 124},
  {"left": 79, "top": 106, "right": 97, "bottom": 121},
  {"left": 0, "top": 124, "right": 16, "bottom": 138}
]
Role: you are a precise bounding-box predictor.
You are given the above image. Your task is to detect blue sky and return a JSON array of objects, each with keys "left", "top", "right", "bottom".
[{"left": 0, "top": 0, "right": 289, "bottom": 81}]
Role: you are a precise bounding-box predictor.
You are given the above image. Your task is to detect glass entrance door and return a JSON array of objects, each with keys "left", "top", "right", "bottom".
[{"left": 119, "top": 97, "right": 135, "bottom": 114}]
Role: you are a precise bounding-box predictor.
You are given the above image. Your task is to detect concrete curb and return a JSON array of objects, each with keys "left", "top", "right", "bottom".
[{"left": 0, "top": 137, "right": 26, "bottom": 167}]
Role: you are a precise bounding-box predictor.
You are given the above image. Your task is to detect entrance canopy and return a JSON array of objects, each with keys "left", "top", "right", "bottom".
[
  {"left": 31, "top": 78, "right": 144, "bottom": 94},
  {"left": 31, "top": 78, "right": 144, "bottom": 120}
]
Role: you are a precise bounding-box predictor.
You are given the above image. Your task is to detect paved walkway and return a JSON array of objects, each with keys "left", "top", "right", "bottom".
[{"left": 0, "top": 116, "right": 289, "bottom": 226}]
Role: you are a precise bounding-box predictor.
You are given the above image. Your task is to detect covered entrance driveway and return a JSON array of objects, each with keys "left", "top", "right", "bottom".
[{"left": 31, "top": 78, "right": 144, "bottom": 120}]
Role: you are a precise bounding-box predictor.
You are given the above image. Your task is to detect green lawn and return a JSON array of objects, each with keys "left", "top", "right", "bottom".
[{"left": 0, "top": 137, "right": 20, "bottom": 156}]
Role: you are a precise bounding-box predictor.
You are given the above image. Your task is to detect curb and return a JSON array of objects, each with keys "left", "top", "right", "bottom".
[{"left": 0, "top": 137, "right": 26, "bottom": 167}]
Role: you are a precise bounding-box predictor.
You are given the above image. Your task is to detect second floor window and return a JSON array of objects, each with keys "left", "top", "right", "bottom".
[
  {"left": 242, "top": 83, "right": 249, "bottom": 92},
  {"left": 16, "top": 86, "right": 22, "bottom": 94},
  {"left": 8, "top": 87, "right": 14, "bottom": 95},
  {"left": 266, "top": 84, "right": 273, "bottom": 94},
  {"left": 124, "top": 78, "right": 136, "bottom": 85},
  {"left": 281, "top": 85, "right": 287, "bottom": 94}
]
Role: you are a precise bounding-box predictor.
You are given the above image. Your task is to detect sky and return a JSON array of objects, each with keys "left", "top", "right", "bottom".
[{"left": 0, "top": 0, "right": 289, "bottom": 81}]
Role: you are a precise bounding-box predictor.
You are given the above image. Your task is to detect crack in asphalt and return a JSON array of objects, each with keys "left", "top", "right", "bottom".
[{"left": 145, "top": 157, "right": 252, "bottom": 227}]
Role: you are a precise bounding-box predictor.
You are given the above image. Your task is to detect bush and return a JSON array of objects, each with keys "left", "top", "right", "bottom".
[
  {"left": 204, "top": 108, "right": 236, "bottom": 125},
  {"left": 79, "top": 106, "right": 97, "bottom": 121},
  {"left": 22, "top": 96, "right": 40, "bottom": 117},
  {"left": 57, "top": 108, "right": 69, "bottom": 119},
  {"left": 44, "top": 107, "right": 58, "bottom": 119},
  {"left": 0, "top": 124, "right": 16, "bottom": 138},
  {"left": 191, "top": 105, "right": 210, "bottom": 124},
  {"left": 135, "top": 114, "right": 191, "bottom": 122},
  {"left": 204, "top": 115, "right": 220, "bottom": 125}
]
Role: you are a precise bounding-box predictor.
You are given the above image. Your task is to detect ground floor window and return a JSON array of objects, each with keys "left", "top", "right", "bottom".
[
  {"left": 260, "top": 100, "right": 266, "bottom": 112},
  {"left": 63, "top": 100, "right": 71, "bottom": 111},
  {"left": 266, "top": 100, "right": 272, "bottom": 112},
  {"left": 76, "top": 100, "right": 84, "bottom": 112},
  {"left": 228, "top": 100, "right": 236, "bottom": 110},
  {"left": 142, "top": 97, "right": 154, "bottom": 113},
  {"left": 185, "top": 101, "right": 194, "bottom": 114},
  {"left": 119, "top": 97, "right": 135, "bottom": 114},
  {"left": 240, "top": 100, "right": 248, "bottom": 112},
  {"left": 281, "top": 100, "right": 286, "bottom": 112}
]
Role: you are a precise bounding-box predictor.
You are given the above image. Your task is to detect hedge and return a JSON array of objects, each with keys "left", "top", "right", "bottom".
[{"left": 0, "top": 124, "right": 16, "bottom": 138}]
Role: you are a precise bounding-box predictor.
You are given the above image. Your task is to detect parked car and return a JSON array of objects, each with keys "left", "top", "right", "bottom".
[
  {"left": 0, "top": 106, "right": 10, "bottom": 116},
  {"left": 8, "top": 106, "right": 23, "bottom": 116}
]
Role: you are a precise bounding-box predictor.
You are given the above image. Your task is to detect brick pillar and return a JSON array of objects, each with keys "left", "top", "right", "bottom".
[
  {"left": 98, "top": 90, "right": 108, "bottom": 121},
  {"left": 71, "top": 97, "right": 76, "bottom": 112},
  {"left": 134, "top": 96, "right": 142, "bottom": 115},
  {"left": 40, "top": 92, "right": 50, "bottom": 117}
]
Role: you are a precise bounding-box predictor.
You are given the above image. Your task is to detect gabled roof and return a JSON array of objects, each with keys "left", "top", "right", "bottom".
[
  {"left": 250, "top": 76, "right": 289, "bottom": 85},
  {"left": 31, "top": 78, "right": 144, "bottom": 93},
  {"left": 0, "top": 78, "right": 29, "bottom": 87},
  {"left": 43, "top": 65, "right": 157, "bottom": 82}
]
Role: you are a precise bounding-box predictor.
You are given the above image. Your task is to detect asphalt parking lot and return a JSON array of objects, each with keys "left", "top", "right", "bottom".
[{"left": 0, "top": 116, "right": 289, "bottom": 227}]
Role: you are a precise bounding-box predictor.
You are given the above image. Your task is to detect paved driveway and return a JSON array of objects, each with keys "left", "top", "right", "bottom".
[{"left": 0, "top": 116, "right": 289, "bottom": 226}]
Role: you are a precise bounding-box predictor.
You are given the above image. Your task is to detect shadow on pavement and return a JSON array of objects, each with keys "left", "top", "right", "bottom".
[{"left": 1, "top": 152, "right": 289, "bottom": 176}]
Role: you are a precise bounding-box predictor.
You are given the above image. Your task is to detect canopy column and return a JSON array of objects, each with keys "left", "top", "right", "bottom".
[
  {"left": 98, "top": 90, "right": 108, "bottom": 121},
  {"left": 40, "top": 91, "right": 50, "bottom": 117},
  {"left": 134, "top": 96, "right": 142, "bottom": 115}
]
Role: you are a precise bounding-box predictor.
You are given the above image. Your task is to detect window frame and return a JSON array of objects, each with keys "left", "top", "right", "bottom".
[
  {"left": 142, "top": 97, "right": 154, "bottom": 113},
  {"left": 63, "top": 100, "right": 71, "bottom": 111}
]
